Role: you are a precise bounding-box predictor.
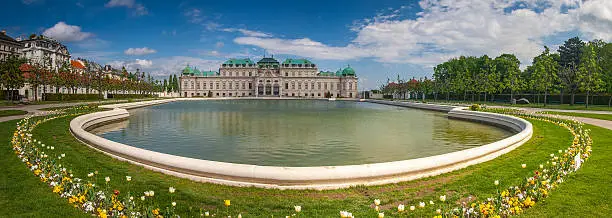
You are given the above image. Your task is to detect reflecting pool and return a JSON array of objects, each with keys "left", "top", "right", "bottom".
[{"left": 92, "top": 100, "right": 513, "bottom": 166}]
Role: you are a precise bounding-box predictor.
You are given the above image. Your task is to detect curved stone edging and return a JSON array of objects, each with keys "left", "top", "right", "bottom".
[{"left": 69, "top": 98, "right": 532, "bottom": 190}]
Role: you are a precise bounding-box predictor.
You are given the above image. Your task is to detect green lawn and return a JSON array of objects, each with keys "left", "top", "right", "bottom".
[
  {"left": 0, "top": 110, "right": 28, "bottom": 117},
  {"left": 396, "top": 99, "right": 612, "bottom": 111},
  {"left": 541, "top": 111, "right": 612, "bottom": 121},
  {"left": 0, "top": 111, "right": 609, "bottom": 217}
]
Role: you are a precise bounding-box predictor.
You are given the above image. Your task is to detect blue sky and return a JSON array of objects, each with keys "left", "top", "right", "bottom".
[{"left": 3, "top": 0, "right": 612, "bottom": 90}]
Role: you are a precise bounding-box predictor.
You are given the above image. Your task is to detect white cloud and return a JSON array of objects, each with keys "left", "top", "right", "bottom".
[
  {"left": 42, "top": 22, "right": 93, "bottom": 42},
  {"left": 105, "top": 0, "right": 148, "bottom": 16},
  {"left": 223, "top": 28, "right": 272, "bottom": 37},
  {"left": 124, "top": 47, "right": 157, "bottom": 55},
  {"left": 233, "top": 0, "right": 612, "bottom": 66},
  {"left": 184, "top": 8, "right": 203, "bottom": 24},
  {"left": 234, "top": 37, "right": 364, "bottom": 60},
  {"left": 215, "top": 41, "right": 224, "bottom": 48},
  {"left": 107, "top": 56, "right": 222, "bottom": 76}
]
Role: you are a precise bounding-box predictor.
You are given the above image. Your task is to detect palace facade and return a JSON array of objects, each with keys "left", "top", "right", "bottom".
[{"left": 180, "top": 57, "right": 358, "bottom": 98}]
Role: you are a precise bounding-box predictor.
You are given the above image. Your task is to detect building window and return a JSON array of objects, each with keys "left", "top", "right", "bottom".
[
  {"left": 324, "top": 83, "right": 328, "bottom": 90},
  {"left": 285, "top": 83, "right": 288, "bottom": 89},
  {"left": 318, "top": 93, "right": 321, "bottom": 97},
  {"left": 223, "top": 82, "right": 227, "bottom": 89},
  {"left": 229, "top": 82, "right": 232, "bottom": 89},
  {"left": 229, "top": 72, "right": 232, "bottom": 76},
  {"left": 203, "top": 82, "right": 207, "bottom": 89},
  {"left": 248, "top": 83, "right": 252, "bottom": 89},
  {"left": 190, "top": 81, "right": 194, "bottom": 89},
  {"left": 249, "top": 72, "right": 252, "bottom": 76},
  {"left": 242, "top": 82, "right": 245, "bottom": 89},
  {"left": 216, "top": 92, "right": 219, "bottom": 96},
  {"left": 349, "top": 82, "right": 353, "bottom": 90},
  {"left": 235, "top": 82, "right": 239, "bottom": 90},
  {"left": 216, "top": 83, "right": 219, "bottom": 89},
  {"left": 242, "top": 72, "right": 245, "bottom": 76},
  {"left": 285, "top": 72, "right": 288, "bottom": 76}
]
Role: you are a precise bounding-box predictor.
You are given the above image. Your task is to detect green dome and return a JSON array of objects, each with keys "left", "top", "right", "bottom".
[
  {"left": 335, "top": 69, "right": 342, "bottom": 77},
  {"left": 181, "top": 65, "right": 194, "bottom": 75},
  {"left": 342, "top": 66, "right": 355, "bottom": 76}
]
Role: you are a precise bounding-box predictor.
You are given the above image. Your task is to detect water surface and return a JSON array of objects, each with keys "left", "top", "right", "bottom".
[{"left": 93, "top": 100, "right": 512, "bottom": 166}]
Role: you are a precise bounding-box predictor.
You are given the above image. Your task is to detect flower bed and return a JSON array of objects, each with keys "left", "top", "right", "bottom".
[{"left": 10, "top": 106, "right": 592, "bottom": 217}]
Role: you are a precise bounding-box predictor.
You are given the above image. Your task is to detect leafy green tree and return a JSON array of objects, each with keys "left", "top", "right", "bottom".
[
  {"left": 0, "top": 55, "right": 27, "bottom": 101},
  {"left": 531, "top": 47, "right": 560, "bottom": 106},
  {"left": 495, "top": 54, "right": 522, "bottom": 103},
  {"left": 172, "top": 74, "right": 179, "bottom": 92},
  {"left": 577, "top": 43, "right": 605, "bottom": 108}
]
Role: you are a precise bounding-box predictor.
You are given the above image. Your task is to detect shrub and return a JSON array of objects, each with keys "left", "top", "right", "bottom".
[
  {"left": 43, "top": 93, "right": 101, "bottom": 101},
  {"left": 469, "top": 104, "right": 481, "bottom": 111}
]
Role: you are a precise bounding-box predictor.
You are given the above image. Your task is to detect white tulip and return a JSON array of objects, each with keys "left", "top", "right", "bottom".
[
  {"left": 374, "top": 199, "right": 381, "bottom": 206},
  {"left": 409, "top": 205, "right": 415, "bottom": 211},
  {"left": 294, "top": 205, "right": 301, "bottom": 213},
  {"left": 105, "top": 177, "right": 110, "bottom": 182},
  {"left": 419, "top": 202, "right": 425, "bottom": 208},
  {"left": 397, "top": 204, "right": 405, "bottom": 212},
  {"left": 440, "top": 195, "right": 446, "bottom": 202},
  {"left": 169, "top": 187, "right": 176, "bottom": 193},
  {"left": 172, "top": 202, "right": 176, "bottom": 207},
  {"left": 378, "top": 212, "right": 384, "bottom": 218},
  {"left": 494, "top": 180, "right": 499, "bottom": 186}
]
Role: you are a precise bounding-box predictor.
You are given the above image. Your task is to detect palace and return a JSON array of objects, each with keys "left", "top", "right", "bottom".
[{"left": 179, "top": 57, "right": 358, "bottom": 98}]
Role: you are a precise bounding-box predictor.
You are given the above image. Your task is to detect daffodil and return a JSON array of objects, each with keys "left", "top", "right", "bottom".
[{"left": 224, "top": 199, "right": 231, "bottom": 207}]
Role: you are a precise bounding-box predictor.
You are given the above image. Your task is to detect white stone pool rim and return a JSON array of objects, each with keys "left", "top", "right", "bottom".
[{"left": 69, "top": 98, "right": 532, "bottom": 190}]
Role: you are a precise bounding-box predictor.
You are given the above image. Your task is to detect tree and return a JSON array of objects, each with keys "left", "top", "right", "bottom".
[
  {"left": 0, "top": 56, "right": 27, "bottom": 101},
  {"left": 558, "top": 37, "right": 585, "bottom": 68},
  {"left": 495, "top": 54, "right": 522, "bottom": 103},
  {"left": 531, "top": 47, "right": 560, "bottom": 106},
  {"left": 577, "top": 43, "right": 604, "bottom": 108},
  {"left": 172, "top": 74, "right": 179, "bottom": 92}
]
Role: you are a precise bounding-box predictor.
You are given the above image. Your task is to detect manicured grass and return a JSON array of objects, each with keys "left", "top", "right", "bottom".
[
  {"left": 0, "top": 112, "right": 609, "bottom": 217},
  {"left": 541, "top": 111, "right": 612, "bottom": 121},
  {"left": 37, "top": 98, "right": 161, "bottom": 111},
  {"left": 396, "top": 99, "right": 612, "bottom": 111},
  {"left": 0, "top": 110, "right": 28, "bottom": 117},
  {"left": 520, "top": 124, "right": 612, "bottom": 217}
]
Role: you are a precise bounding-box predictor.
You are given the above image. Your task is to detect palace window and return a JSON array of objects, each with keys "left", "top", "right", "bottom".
[
  {"left": 203, "top": 82, "right": 207, "bottom": 89},
  {"left": 311, "top": 82, "right": 315, "bottom": 90},
  {"left": 223, "top": 82, "right": 227, "bottom": 89},
  {"left": 285, "top": 72, "right": 288, "bottom": 76},
  {"left": 229, "top": 72, "right": 232, "bottom": 76},
  {"left": 248, "top": 83, "right": 252, "bottom": 89},
  {"left": 229, "top": 82, "right": 232, "bottom": 89},
  {"left": 304, "top": 83, "right": 308, "bottom": 90},
  {"left": 235, "top": 82, "right": 239, "bottom": 90},
  {"left": 190, "top": 81, "right": 194, "bottom": 89},
  {"left": 292, "top": 82, "right": 295, "bottom": 89},
  {"left": 324, "top": 83, "right": 328, "bottom": 90},
  {"left": 242, "top": 82, "right": 245, "bottom": 89},
  {"left": 249, "top": 72, "right": 252, "bottom": 76},
  {"left": 317, "top": 82, "right": 321, "bottom": 90},
  {"left": 210, "top": 82, "right": 213, "bottom": 89},
  {"left": 216, "top": 83, "right": 219, "bottom": 89},
  {"left": 242, "top": 72, "right": 245, "bottom": 76},
  {"left": 196, "top": 82, "right": 200, "bottom": 90},
  {"left": 349, "top": 83, "right": 353, "bottom": 90},
  {"left": 298, "top": 82, "right": 302, "bottom": 90},
  {"left": 285, "top": 83, "right": 288, "bottom": 89}
]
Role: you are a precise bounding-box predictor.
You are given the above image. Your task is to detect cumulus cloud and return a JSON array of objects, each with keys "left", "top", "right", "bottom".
[
  {"left": 105, "top": 0, "right": 148, "bottom": 16},
  {"left": 124, "top": 47, "right": 157, "bottom": 55},
  {"left": 233, "top": 0, "right": 612, "bottom": 66},
  {"left": 42, "top": 22, "right": 93, "bottom": 42},
  {"left": 107, "top": 57, "right": 222, "bottom": 76}
]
